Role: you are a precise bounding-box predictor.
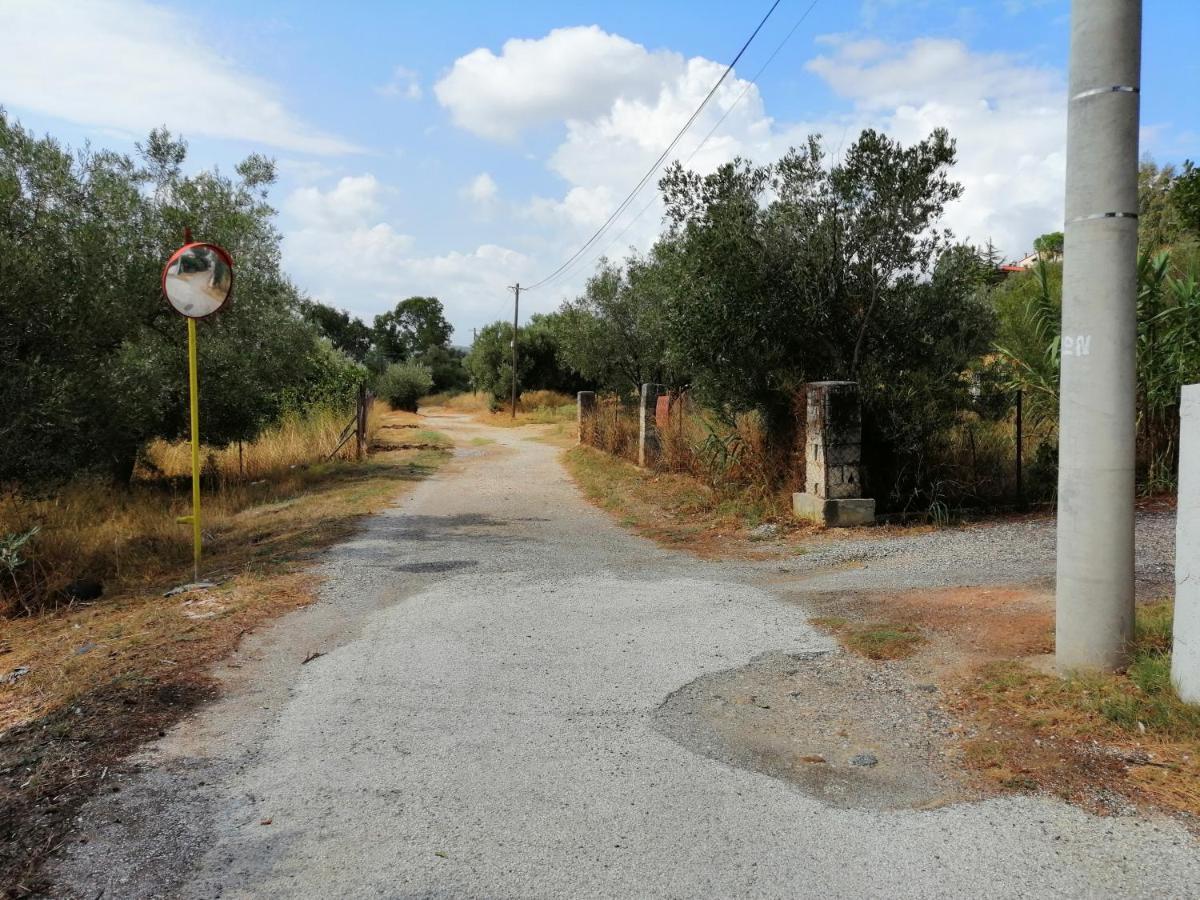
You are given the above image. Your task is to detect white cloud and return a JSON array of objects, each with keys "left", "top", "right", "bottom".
[
  {"left": 548, "top": 55, "right": 780, "bottom": 195},
  {"left": 286, "top": 175, "right": 385, "bottom": 229},
  {"left": 808, "top": 36, "right": 1059, "bottom": 113},
  {"left": 476, "top": 28, "right": 1069, "bottom": 312},
  {"left": 0, "top": 0, "right": 358, "bottom": 155},
  {"left": 281, "top": 26, "right": 1072, "bottom": 337},
  {"left": 434, "top": 26, "right": 681, "bottom": 141},
  {"left": 282, "top": 175, "right": 411, "bottom": 308},
  {"left": 377, "top": 66, "right": 422, "bottom": 101},
  {"left": 806, "top": 36, "right": 1067, "bottom": 257},
  {"left": 280, "top": 175, "right": 531, "bottom": 332},
  {"left": 461, "top": 172, "right": 499, "bottom": 206},
  {"left": 492, "top": 43, "right": 806, "bottom": 300},
  {"left": 277, "top": 159, "right": 340, "bottom": 184}
]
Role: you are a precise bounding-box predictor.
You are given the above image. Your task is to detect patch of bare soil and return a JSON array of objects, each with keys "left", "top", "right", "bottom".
[
  {"left": 654, "top": 650, "right": 972, "bottom": 810},
  {"left": 805, "top": 584, "right": 1056, "bottom": 674}
]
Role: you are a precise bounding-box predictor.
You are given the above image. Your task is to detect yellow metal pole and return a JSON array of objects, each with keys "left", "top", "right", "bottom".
[{"left": 187, "top": 318, "right": 202, "bottom": 581}]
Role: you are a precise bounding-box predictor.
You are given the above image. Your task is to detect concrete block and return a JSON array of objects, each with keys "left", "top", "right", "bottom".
[
  {"left": 792, "top": 493, "right": 875, "bottom": 527},
  {"left": 826, "top": 466, "right": 861, "bottom": 499},
  {"left": 1173, "top": 384, "right": 1200, "bottom": 702},
  {"left": 824, "top": 443, "right": 862, "bottom": 466}
]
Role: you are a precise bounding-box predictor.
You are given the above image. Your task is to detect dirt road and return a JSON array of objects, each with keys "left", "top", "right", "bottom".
[{"left": 52, "top": 414, "right": 1199, "bottom": 898}]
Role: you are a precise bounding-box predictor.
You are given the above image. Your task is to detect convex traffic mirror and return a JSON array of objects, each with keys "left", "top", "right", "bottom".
[{"left": 162, "top": 242, "right": 234, "bottom": 319}]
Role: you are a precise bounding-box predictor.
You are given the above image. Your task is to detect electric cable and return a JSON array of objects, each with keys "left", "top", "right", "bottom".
[
  {"left": 531, "top": 0, "right": 823, "bottom": 296},
  {"left": 521, "top": 0, "right": 784, "bottom": 293}
]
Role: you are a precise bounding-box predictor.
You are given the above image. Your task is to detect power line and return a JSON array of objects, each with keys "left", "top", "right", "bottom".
[
  {"left": 531, "top": 0, "right": 823, "bottom": 295},
  {"left": 521, "top": 0, "right": 785, "bottom": 294}
]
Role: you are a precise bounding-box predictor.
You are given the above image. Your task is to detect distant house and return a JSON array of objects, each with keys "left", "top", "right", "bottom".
[{"left": 999, "top": 247, "right": 1063, "bottom": 276}]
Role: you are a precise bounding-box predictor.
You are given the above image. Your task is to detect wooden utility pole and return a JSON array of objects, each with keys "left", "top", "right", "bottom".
[{"left": 509, "top": 283, "right": 520, "bottom": 419}]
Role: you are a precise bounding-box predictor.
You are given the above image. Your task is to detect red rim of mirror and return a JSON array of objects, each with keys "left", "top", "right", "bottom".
[{"left": 161, "top": 241, "right": 235, "bottom": 320}]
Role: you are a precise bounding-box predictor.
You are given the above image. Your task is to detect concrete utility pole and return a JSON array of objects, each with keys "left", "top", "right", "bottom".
[
  {"left": 509, "top": 283, "right": 520, "bottom": 420},
  {"left": 1056, "top": 0, "right": 1142, "bottom": 671}
]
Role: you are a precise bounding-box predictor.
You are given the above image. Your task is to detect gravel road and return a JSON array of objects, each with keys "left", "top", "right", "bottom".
[{"left": 52, "top": 415, "right": 1198, "bottom": 898}]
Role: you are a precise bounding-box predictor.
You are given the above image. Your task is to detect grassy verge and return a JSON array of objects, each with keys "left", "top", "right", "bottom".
[
  {"left": 0, "top": 412, "right": 450, "bottom": 896},
  {"left": 563, "top": 445, "right": 791, "bottom": 554},
  {"left": 811, "top": 617, "right": 927, "bottom": 660},
  {"left": 818, "top": 586, "right": 1200, "bottom": 819},
  {"left": 953, "top": 599, "right": 1200, "bottom": 815},
  {"left": 1, "top": 402, "right": 391, "bottom": 615}
]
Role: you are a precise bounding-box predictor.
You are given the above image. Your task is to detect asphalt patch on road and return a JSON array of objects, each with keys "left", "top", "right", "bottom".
[
  {"left": 653, "top": 650, "right": 972, "bottom": 810},
  {"left": 392, "top": 560, "right": 479, "bottom": 574}
]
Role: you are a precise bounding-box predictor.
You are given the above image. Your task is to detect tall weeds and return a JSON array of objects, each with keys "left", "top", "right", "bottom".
[
  {"left": 586, "top": 396, "right": 640, "bottom": 462},
  {"left": 0, "top": 401, "right": 382, "bottom": 616}
]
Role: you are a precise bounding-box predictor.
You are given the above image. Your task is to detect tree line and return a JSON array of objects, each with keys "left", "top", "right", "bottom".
[
  {"left": 461, "top": 130, "right": 1200, "bottom": 510},
  {"left": 7, "top": 109, "right": 1197, "bottom": 509},
  {"left": 0, "top": 113, "right": 467, "bottom": 484}
]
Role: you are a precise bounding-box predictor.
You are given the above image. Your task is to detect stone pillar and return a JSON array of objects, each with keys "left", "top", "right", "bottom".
[
  {"left": 1173, "top": 384, "right": 1200, "bottom": 701},
  {"left": 792, "top": 381, "right": 874, "bottom": 527},
  {"left": 638, "top": 383, "right": 664, "bottom": 468},
  {"left": 577, "top": 391, "right": 596, "bottom": 446}
]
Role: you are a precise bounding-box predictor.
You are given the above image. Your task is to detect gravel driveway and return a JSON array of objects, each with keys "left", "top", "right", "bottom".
[{"left": 51, "top": 415, "right": 1198, "bottom": 898}]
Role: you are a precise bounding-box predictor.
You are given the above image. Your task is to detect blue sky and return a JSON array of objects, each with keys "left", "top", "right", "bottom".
[{"left": 2, "top": 0, "right": 1197, "bottom": 343}]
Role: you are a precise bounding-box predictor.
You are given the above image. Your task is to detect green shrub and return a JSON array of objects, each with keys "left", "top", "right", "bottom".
[{"left": 376, "top": 362, "right": 433, "bottom": 412}]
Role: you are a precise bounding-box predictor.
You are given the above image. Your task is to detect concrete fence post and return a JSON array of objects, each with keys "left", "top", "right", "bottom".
[
  {"left": 1173, "top": 384, "right": 1200, "bottom": 702},
  {"left": 792, "top": 381, "right": 874, "bottom": 527},
  {"left": 577, "top": 391, "right": 596, "bottom": 446},
  {"left": 638, "top": 383, "right": 664, "bottom": 468}
]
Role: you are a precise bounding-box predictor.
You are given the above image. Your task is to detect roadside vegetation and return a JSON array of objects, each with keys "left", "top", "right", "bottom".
[
  {"left": 424, "top": 390, "right": 576, "bottom": 428},
  {"left": 0, "top": 113, "right": 471, "bottom": 894},
  {"left": 455, "top": 139, "right": 1200, "bottom": 525},
  {"left": 1, "top": 112, "right": 473, "bottom": 616},
  {"left": 808, "top": 587, "right": 1200, "bottom": 820},
  {"left": 810, "top": 618, "right": 927, "bottom": 660},
  {"left": 955, "top": 599, "right": 1200, "bottom": 816},
  {"left": 564, "top": 445, "right": 791, "bottom": 554},
  {"left": 1, "top": 402, "right": 391, "bottom": 616},
  {"left": 0, "top": 410, "right": 451, "bottom": 895}
]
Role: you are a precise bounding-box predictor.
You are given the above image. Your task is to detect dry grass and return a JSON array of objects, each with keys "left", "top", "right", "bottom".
[
  {"left": 1, "top": 420, "right": 450, "bottom": 731},
  {"left": 812, "top": 584, "right": 1200, "bottom": 820},
  {"left": 811, "top": 617, "right": 927, "bottom": 660},
  {"left": 142, "top": 401, "right": 385, "bottom": 484},
  {"left": 583, "top": 397, "right": 639, "bottom": 462},
  {"left": 0, "top": 403, "right": 390, "bottom": 616},
  {"left": 953, "top": 599, "right": 1200, "bottom": 816},
  {"left": 563, "top": 445, "right": 794, "bottom": 556},
  {"left": 0, "top": 410, "right": 450, "bottom": 894},
  {"left": 580, "top": 396, "right": 803, "bottom": 519},
  {"left": 425, "top": 390, "right": 576, "bottom": 428}
]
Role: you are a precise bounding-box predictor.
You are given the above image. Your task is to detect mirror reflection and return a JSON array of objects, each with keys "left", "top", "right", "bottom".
[{"left": 164, "top": 245, "right": 232, "bottom": 318}]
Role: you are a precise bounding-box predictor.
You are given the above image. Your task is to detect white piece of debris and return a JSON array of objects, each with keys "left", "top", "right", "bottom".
[
  {"left": 749, "top": 523, "right": 780, "bottom": 540},
  {"left": 163, "top": 581, "right": 218, "bottom": 598}
]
